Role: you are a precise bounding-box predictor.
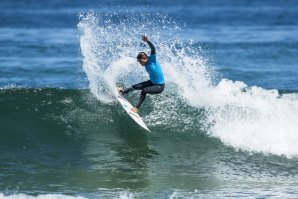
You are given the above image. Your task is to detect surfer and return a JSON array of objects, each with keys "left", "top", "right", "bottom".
[{"left": 118, "top": 35, "right": 165, "bottom": 113}]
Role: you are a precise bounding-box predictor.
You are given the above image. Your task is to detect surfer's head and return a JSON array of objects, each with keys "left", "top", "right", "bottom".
[{"left": 137, "top": 52, "right": 148, "bottom": 66}]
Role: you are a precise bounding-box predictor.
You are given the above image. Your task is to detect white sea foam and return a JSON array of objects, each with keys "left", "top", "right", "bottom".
[
  {"left": 118, "top": 192, "right": 134, "bottom": 199},
  {"left": 207, "top": 80, "right": 298, "bottom": 157},
  {"left": 0, "top": 192, "right": 135, "bottom": 199},
  {"left": 0, "top": 83, "right": 20, "bottom": 90},
  {"left": 0, "top": 193, "right": 86, "bottom": 199},
  {"left": 78, "top": 11, "right": 298, "bottom": 157}
]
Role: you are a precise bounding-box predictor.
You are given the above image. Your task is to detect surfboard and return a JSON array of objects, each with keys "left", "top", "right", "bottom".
[{"left": 114, "top": 88, "right": 151, "bottom": 132}]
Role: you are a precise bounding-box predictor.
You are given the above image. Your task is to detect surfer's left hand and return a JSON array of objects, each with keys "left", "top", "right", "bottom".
[{"left": 131, "top": 107, "right": 138, "bottom": 113}]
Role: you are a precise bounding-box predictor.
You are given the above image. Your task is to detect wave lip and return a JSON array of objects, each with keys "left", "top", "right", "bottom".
[{"left": 207, "top": 79, "right": 298, "bottom": 157}]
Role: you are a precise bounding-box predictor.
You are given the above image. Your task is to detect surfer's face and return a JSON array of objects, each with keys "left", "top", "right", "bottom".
[{"left": 137, "top": 57, "right": 147, "bottom": 66}]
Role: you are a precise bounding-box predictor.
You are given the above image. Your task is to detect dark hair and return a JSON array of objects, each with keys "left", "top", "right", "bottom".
[{"left": 137, "top": 52, "right": 148, "bottom": 59}]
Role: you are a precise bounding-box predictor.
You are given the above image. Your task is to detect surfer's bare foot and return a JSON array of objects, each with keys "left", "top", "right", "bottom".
[{"left": 131, "top": 107, "right": 138, "bottom": 113}]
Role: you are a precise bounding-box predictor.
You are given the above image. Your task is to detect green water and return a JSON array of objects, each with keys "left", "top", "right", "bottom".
[{"left": 1, "top": 88, "right": 298, "bottom": 198}]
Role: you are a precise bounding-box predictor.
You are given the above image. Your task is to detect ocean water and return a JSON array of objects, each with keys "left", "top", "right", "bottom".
[{"left": 1, "top": 0, "right": 298, "bottom": 198}]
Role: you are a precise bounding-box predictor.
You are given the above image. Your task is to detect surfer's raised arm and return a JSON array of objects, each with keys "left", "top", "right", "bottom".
[{"left": 142, "top": 35, "right": 156, "bottom": 54}]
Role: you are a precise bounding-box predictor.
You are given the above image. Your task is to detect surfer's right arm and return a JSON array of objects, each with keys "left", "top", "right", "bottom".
[{"left": 142, "top": 35, "right": 156, "bottom": 54}]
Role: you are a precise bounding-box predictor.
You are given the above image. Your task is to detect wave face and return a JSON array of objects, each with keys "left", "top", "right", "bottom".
[
  {"left": 77, "top": 12, "right": 298, "bottom": 158},
  {"left": 1, "top": 88, "right": 298, "bottom": 198}
]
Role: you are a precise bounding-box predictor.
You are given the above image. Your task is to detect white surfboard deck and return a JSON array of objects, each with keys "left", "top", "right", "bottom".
[{"left": 114, "top": 88, "right": 150, "bottom": 132}]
